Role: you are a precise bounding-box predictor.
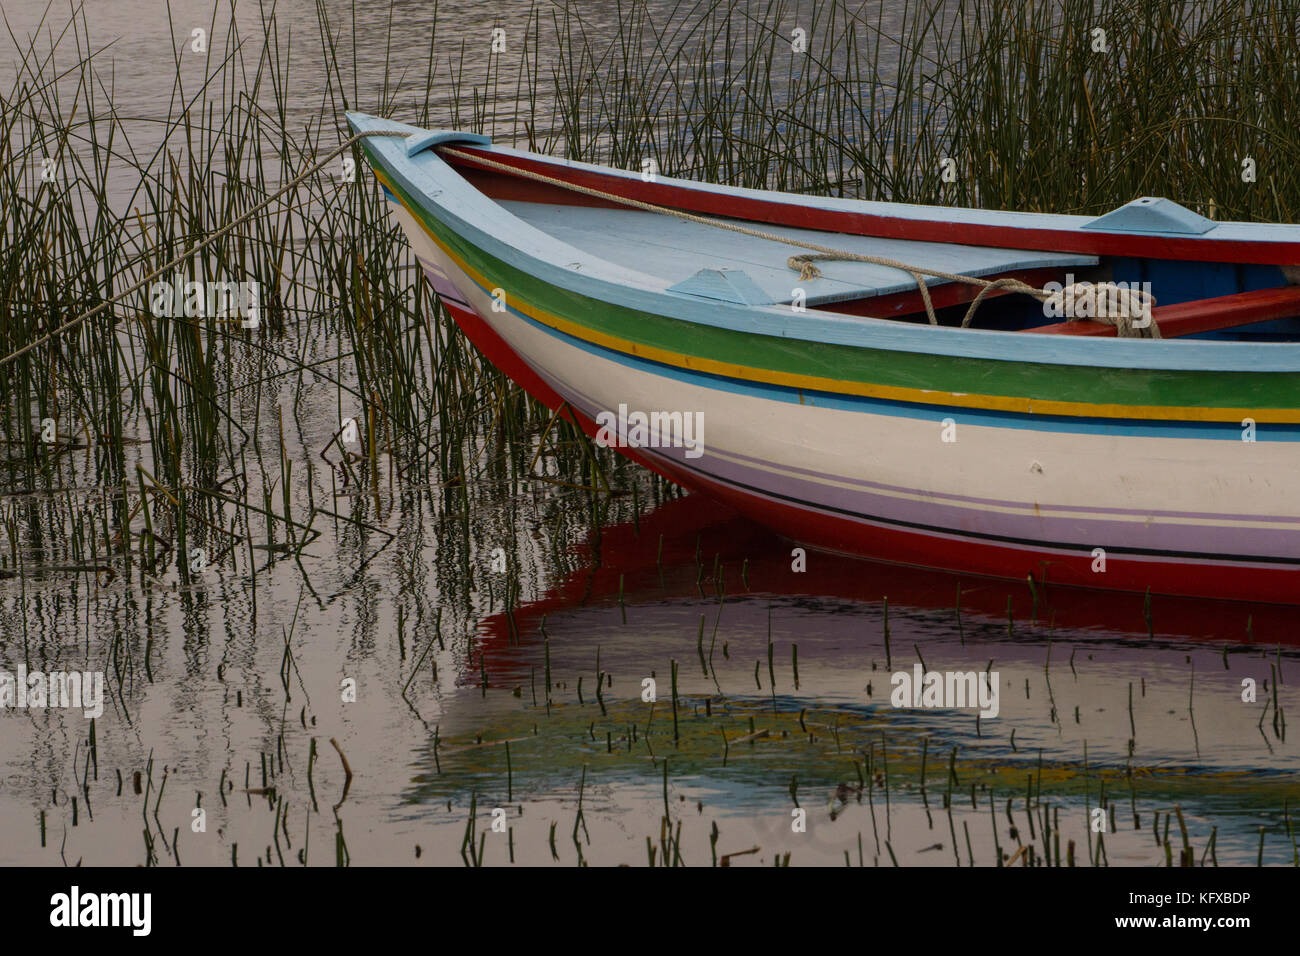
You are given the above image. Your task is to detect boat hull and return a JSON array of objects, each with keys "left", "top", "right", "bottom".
[{"left": 353, "top": 119, "right": 1300, "bottom": 604}]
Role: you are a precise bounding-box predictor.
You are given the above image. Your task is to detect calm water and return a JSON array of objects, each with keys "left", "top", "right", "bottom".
[{"left": 0, "top": 0, "right": 1295, "bottom": 867}]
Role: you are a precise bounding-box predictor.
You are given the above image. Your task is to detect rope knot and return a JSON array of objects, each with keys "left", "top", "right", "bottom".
[
  {"left": 788, "top": 255, "right": 824, "bottom": 281},
  {"left": 1047, "top": 282, "right": 1160, "bottom": 338}
]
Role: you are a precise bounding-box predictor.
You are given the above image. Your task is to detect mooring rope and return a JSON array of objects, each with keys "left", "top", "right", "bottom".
[
  {"left": 0, "top": 128, "right": 411, "bottom": 370},
  {"left": 440, "top": 146, "right": 1159, "bottom": 336}
]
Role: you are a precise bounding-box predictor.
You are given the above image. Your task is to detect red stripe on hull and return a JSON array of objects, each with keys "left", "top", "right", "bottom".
[{"left": 438, "top": 295, "right": 1300, "bottom": 605}]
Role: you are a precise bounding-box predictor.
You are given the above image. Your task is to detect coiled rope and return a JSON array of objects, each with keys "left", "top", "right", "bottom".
[
  {"left": 0, "top": 128, "right": 411, "bottom": 370},
  {"left": 440, "top": 146, "right": 1159, "bottom": 337},
  {"left": 1043, "top": 282, "right": 1159, "bottom": 338}
]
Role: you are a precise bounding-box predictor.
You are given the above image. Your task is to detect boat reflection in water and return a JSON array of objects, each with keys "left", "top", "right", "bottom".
[{"left": 405, "top": 492, "right": 1299, "bottom": 866}]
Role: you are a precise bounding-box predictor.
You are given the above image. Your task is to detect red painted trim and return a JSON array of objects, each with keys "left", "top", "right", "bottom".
[
  {"left": 454, "top": 165, "right": 627, "bottom": 210},
  {"left": 438, "top": 293, "right": 1300, "bottom": 606},
  {"left": 441, "top": 146, "right": 1300, "bottom": 266},
  {"left": 1028, "top": 284, "right": 1300, "bottom": 337}
]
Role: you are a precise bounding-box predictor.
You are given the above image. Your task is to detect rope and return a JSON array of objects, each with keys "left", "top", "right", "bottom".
[
  {"left": 440, "top": 146, "right": 1160, "bottom": 336},
  {"left": 0, "top": 128, "right": 411, "bottom": 370},
  {"left": 1050, "top": 284, "right": 1160, "bottom": 339}
]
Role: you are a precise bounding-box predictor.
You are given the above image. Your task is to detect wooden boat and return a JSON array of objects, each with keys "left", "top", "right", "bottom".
[{"left": 347, "top": 113, "right": 1300, "bottom": 605}]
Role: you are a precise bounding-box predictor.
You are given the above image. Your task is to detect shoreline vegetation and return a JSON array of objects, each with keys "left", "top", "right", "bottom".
[{"left": 0, "top": 0, "right": 1296, "bottom": 865}]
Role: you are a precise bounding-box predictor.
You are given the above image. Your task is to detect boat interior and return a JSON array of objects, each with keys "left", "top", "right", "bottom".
[{"left": 443, "top": 150, "right": 1300, "bottom": 342}]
